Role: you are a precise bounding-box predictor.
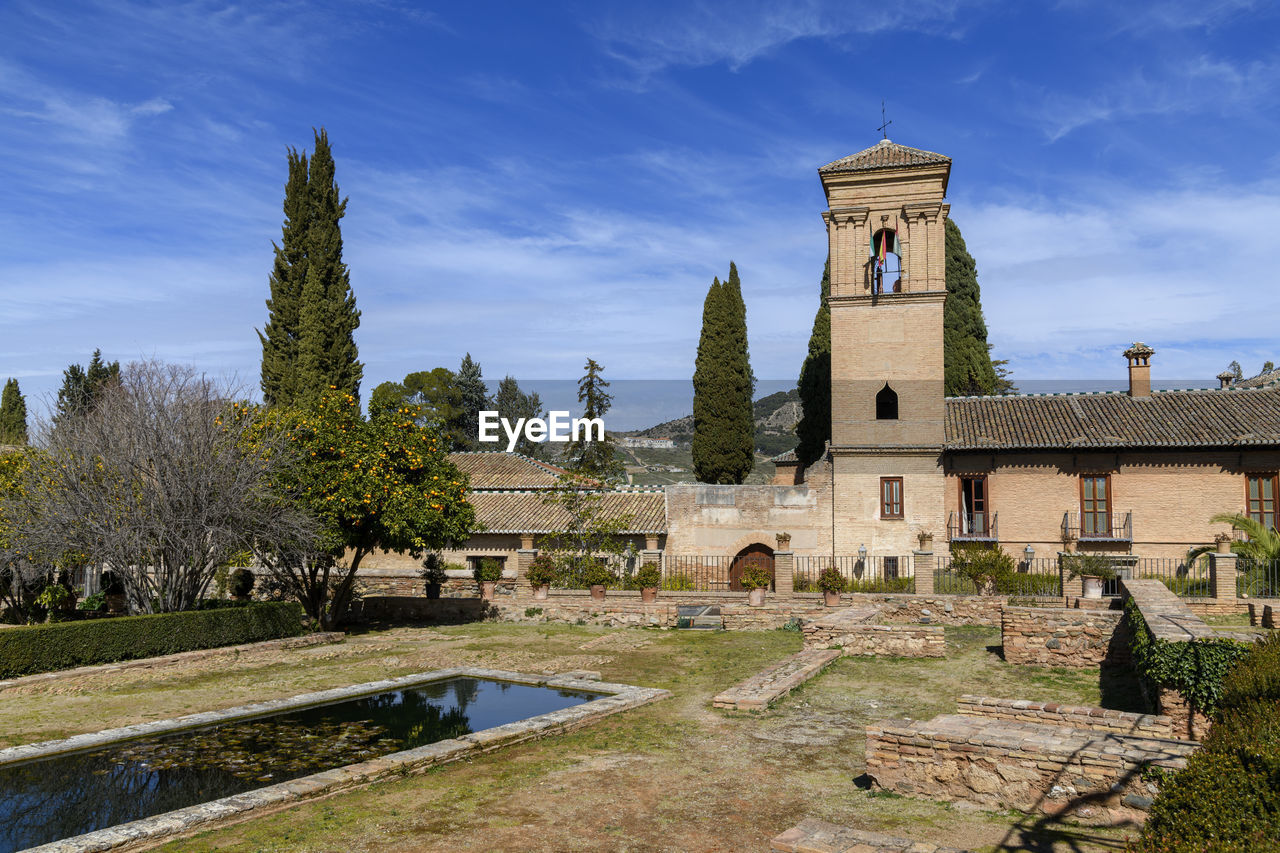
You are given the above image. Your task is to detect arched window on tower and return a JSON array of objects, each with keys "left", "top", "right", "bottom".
[
  {"left": 870, "top": 228, "right": 902, "bottom": 294},
  {"left": 876, "top": 383, "right": 898, "bottom": 420}
]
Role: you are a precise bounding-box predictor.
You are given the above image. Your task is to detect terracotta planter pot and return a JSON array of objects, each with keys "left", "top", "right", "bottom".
[
  {"left": 589, "top": 584, "right": 606, "bottom": 601},
  {"left": 532, "top": 584, "right": 549, "bottom": 600},
  {"left": 1082, "top": 577, "right": 1104, "bottom": 599},
  {"left": 640, "top": 587, "right": 657, "bottom": 604},
  {"left": 748, "top": 587, "right": 766, "bottom": 607},
  {"left": 480, "top": 580, "right": 497, "bottom": 601},
  {"left": 823, "top": 590, "right": 841, "bottom": 607}
]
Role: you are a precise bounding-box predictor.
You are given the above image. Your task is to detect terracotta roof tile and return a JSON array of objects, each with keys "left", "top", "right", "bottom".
[
  {"left": 819, "top": 140, "right": 950, "bottom": 175},
  {"left": 469, "top": 490, "right": 666, "bottom": 534},
  {"left": 448, "top": 451, "right": 570, "bottom": 489},
  {"left": 945, "top": 386, "right": 1280, "bottom": 450}
]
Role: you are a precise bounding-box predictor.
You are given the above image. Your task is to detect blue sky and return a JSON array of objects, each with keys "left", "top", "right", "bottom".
[{"left": 2, "top": 0, "right": 1278, "bottom": 421}]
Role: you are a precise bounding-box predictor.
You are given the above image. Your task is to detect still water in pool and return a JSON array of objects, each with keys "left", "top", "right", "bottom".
[{"left": 0, "top": 677, "right": 600, "bottom": 852}]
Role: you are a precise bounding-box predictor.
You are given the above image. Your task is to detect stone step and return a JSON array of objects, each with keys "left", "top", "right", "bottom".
[
  {"left": 712, "top": 648, "right": 840, "bottom": 711},
  {"left": 772, "top": 817, "right": 969, "bottom": 853}
]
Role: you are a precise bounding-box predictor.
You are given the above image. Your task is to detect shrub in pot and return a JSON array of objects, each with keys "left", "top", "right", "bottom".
[
  {"left": 635, "top": 563, "right": 661, "bottom": 603},
  {"left": 526, "top": 555, "right": 558, "bottom": 600},
  {"left": 473, "top": 558, "right": 504, "bottom": 600},
  {"left": 950, "top": 544, "right": 1016, "bottom": 595},
  {"left": 582, "top": 560, "right": 617, "bottom": 600},
  {"left": 817, "top": 566, "right": 846, "bottom": 606},
  {"left": 1065, "top": 553, "right": 1116, "bottom": 599},
  {"left": 739, "top": 564, "right": 772, "bottom": 606},
  {"left": 421, "top": 554, "right": 448, "bottom": 599}
]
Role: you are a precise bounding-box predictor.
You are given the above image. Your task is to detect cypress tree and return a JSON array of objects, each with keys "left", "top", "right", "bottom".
[
  {"left": 258, "top": 146, "right": 311, "bottom": 406},
  {"left": 492, "top": 377, "right": 544, "bottom": 457},
  {"left": 54, "top": 349, "right": 119, "bottom": 427},
  {"left": 944, "top": 219, "right": 1002, "bottom": 396},
  {"left": 455, "top": 353, "right": 488, "bottom": 450},
  {"left": 794, "top": 260, "right": 831, "bottom": 468},
  {"left": 568, "top": 358, "right": 622, "bottom": 481},
  {"left": 0, "top": 378, "right": 27, "bottom": 445},
  {"left": 296, "top": 129, "right": 362, "bottom": 403},
  {"left": 692, "top": 263, "right": 755, "bottom": 484},
  {"left": 260, "top": 129, "right": 362, "bottom": 407}
]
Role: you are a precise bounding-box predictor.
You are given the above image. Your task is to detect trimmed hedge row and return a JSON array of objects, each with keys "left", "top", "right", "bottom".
[
  {"left": 0, "top": 601, "right": 306, "bottom": 679},
  {"left": 1133, "top": 632, "right": 1280, "bottom": 852}
]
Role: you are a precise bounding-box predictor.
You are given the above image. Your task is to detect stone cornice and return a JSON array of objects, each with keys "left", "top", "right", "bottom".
[{"left": 828, "top": 290, "right": 946, "bottom": 307}]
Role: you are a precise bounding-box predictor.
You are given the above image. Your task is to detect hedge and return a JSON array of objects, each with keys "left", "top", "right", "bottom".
[
  {"left": 0, "top": 601, "right": 306, "bottom": 679},
  {"left": 1133, "top": 632, "right": 1280, "bottom": 852}
]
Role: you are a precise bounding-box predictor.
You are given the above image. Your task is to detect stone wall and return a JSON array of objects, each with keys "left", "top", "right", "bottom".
[
  {"left": 806, "top": 623, "right": 945, "bottom": 657},
  {"left": 1000, "top": 606, "right": 1127, "bottom": 667},
  {"left": 956, "top": 695, "right": 1172, "bottom": 737},
  {"left": 1248, "top": 602, "right": 1276, "bottom": 628},
  {"left": 853, "top": 593, "right": 1055, "bottom": 626},
  {"left": 494, "top": 593, "right": 830, "bottom": 630}
]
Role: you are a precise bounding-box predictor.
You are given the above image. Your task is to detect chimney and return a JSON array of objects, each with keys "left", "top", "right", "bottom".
[
  {"left": 1217, "top": 371, "right": 1236, "bottom": 389},
  {"left": 1124, "top": 343, "right": 1154, "bottom": 397}
]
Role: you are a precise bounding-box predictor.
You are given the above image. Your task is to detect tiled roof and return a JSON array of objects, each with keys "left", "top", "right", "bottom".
[
  {"left": 819, "top": 140, "right": 951, "bottom": 175},
  {"left": 448, "top": 451, "right": 570, "bottom": 490},
  {"left": 1234, "top": 368, "right": 1280, "bottom": 389},
  {"left": 469, "top": 490, "right": 666, "bottom": 534},
  {"left": 945, "top": 386, "right": 1280, "bottom": 451}
]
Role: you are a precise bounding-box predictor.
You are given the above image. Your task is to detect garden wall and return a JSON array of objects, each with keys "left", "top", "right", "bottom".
[
  {"left": 955, "top": 695, "right": 1172, "bottom": 737},
  {"left": 1000, "top": 606, "right": 1127, "bottom": 668}
]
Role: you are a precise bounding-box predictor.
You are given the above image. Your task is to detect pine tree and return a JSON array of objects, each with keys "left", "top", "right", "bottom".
[
  {"left": 0, "top": 378, "right": 27, "bottom": 445},
  {"left": 795, "top": 261, "right": 831, "bottom": 468},
  {"left": 568, "top": 358, "right": 622, "bottom": 481},
  {"left": 258, "top": 146, "right": 311, "bottom": 407},
  {"left": 692, "top": 263, "right": 755, "bottom": 484},
  {"left": 296, "top": 129, "right": 362, "bottom": 403},
  {"left": 944, "top": 219, "right": 1003, "bottom": 397},
  {"left": 455, "top": 354, "right": 488, "bottom": 450},
  {"left": 54, "top": 349, "right": 119, "bottom": 427},
  {"left": 260, "top": 129, "right": 362, "bottom": 407},
  {"left": 492, "top": 377, "right": 544, "bottom": 457}
]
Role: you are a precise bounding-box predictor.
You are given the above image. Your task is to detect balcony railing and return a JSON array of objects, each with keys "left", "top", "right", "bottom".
[
  {"left": 1062, "top": 511, "right": 1132, "bottom": 542},
  {"left": 947, "top": 511, "right": 997, "bottom": 541}
]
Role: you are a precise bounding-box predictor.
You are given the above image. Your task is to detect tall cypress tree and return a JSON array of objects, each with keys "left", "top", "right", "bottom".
[
  {"left": 944, "top": 219, "right": 1001, "bottom": 396},
  {"left": 54, "top": 349, "right": 119, "bottom": 427},
  {"left": 692, "top": 263, "right": 755, "bottom": 484},
  {"left": 296, "top": 129, "right": 362, "bottom": 403},
  {"left": 794, "top": 260, "right": 831, "bottom": 468},
  {"left": 568, "top": 358, "right": 622, "bottom": 481},
  {"left": 455, "top": 353, "right": 488, "bottom": 450},
  {"left": 0, "top": 378, "right": 27, "bottom": 445},
  {"left": 260, "top": 129, "right": 362, "bottom": 406},
  {"left": 492, "top": 377, "right": 544, "bottom": 458},
  {"left": 258, "top": 147, "right": 311, "bottom": 406}
]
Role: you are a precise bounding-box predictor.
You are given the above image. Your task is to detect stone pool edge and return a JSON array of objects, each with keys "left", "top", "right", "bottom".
[{"left": 15, "top": 666, "right": 671, "bottom": 853}]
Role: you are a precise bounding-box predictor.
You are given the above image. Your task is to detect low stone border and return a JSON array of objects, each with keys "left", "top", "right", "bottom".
[
  {"left": 0, "top": 632, "right": 346, "bottom": 693},
  {"left": 11, "top": 667, "right": 671, "bottom": 852},
  {"left": 772, "top": 817, "right": 969, "bottom": 852},
  {"left": 712, "top": 649, "right": 840, "bottom": 711},
  {"left": 956, "top": 695, "right": 1173, "bottom": 738}
]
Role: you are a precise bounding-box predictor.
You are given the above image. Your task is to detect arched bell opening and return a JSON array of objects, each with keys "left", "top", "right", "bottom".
[{"left": 876, "top": 383, "right": 899, "bottom": 420}]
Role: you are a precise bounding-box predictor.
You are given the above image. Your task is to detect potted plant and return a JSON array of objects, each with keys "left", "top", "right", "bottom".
[
  {"left": 817, "top": 565, "right": 845, "bottom": 606},
  {"left": 950, "top": 544, "right": 1016, "bottom": 595},
  {"left": 740, "top": 564, "right": 772, "bottom": 606},
  {"left": 583, "top": 560, "right": 616, "bottom": 601},
  {"left": 1065, "top": 553, "right": 1116, "bottom": 599},
  {"left": 474, "top": 558, "right": 504, "bottom": 601},
  {"left": 421, "top": 554, "right": 448, "bottom": 599},
  {"left": 775, "top": 532, "right": 792, "bottom": 550},
  {"left": 635, "top": 562, "right": 661, "bottom": 603},
  {"left": 229, "top": 568, "right": 255, "bottom": 601},
  {"left": 526, "top": 554, "right": 557, "bottom": 600},
  {"left": 101, "top": 569, "right": 127, "bottom": 614}
]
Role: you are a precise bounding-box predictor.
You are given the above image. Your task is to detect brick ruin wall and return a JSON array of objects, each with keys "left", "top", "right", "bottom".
[{"left": 1000, "top": 606, "right": 1129, "bottom": 668}]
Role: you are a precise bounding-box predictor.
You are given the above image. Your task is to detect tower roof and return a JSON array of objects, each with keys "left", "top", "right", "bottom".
[{"left": 818, "top": 139, "right": 951, "bottom": 175}]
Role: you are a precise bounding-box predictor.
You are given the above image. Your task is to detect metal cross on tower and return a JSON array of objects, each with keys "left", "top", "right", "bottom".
[{"left": 877, "top": 101, "right": 892, "bottom": 140}]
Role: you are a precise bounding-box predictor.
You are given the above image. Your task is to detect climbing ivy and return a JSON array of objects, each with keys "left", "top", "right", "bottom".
[{"left": 1125, "top": 598, "right": 1251, "bottom": 715}]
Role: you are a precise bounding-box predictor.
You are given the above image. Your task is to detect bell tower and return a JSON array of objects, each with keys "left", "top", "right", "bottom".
[{"left": 819, "top": 139, "right": 949, "bottom": 556}]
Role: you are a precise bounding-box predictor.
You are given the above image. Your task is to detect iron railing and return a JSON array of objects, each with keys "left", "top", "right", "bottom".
[
  {"left": 793, "top": 555, "right": 914, "bottom": 593},
  {"left": 933, "top": 555, "right": 1061, "bottom": 596},
  {"left": 661, "top": 556, "right": 734, "bottom": 592},
  {"left": 947, "top": 511, "right": 997, "bottom": 542},
  {"left": 1238, "top": 558, "right": 1280, "bottom": 599},
  {"left": 1062, "top": 511, "right": 1132, "bottom": 542},
  {"left": 1133, "top": 557, "right": 1212, "bottom": 598}
]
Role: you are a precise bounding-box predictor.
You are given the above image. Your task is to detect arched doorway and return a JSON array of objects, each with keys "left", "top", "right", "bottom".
[{"left": 729, "top": 543, "right": 774, "bottom": 591}]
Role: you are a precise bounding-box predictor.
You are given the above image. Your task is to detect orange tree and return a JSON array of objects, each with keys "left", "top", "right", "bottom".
[{"left": 256, "top": 389, "right": 475, "bottom": 628}]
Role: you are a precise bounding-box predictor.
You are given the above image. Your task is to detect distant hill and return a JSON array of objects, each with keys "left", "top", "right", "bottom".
[{"left": 623, "top": 387, "right": 800, "bottom": 458}]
